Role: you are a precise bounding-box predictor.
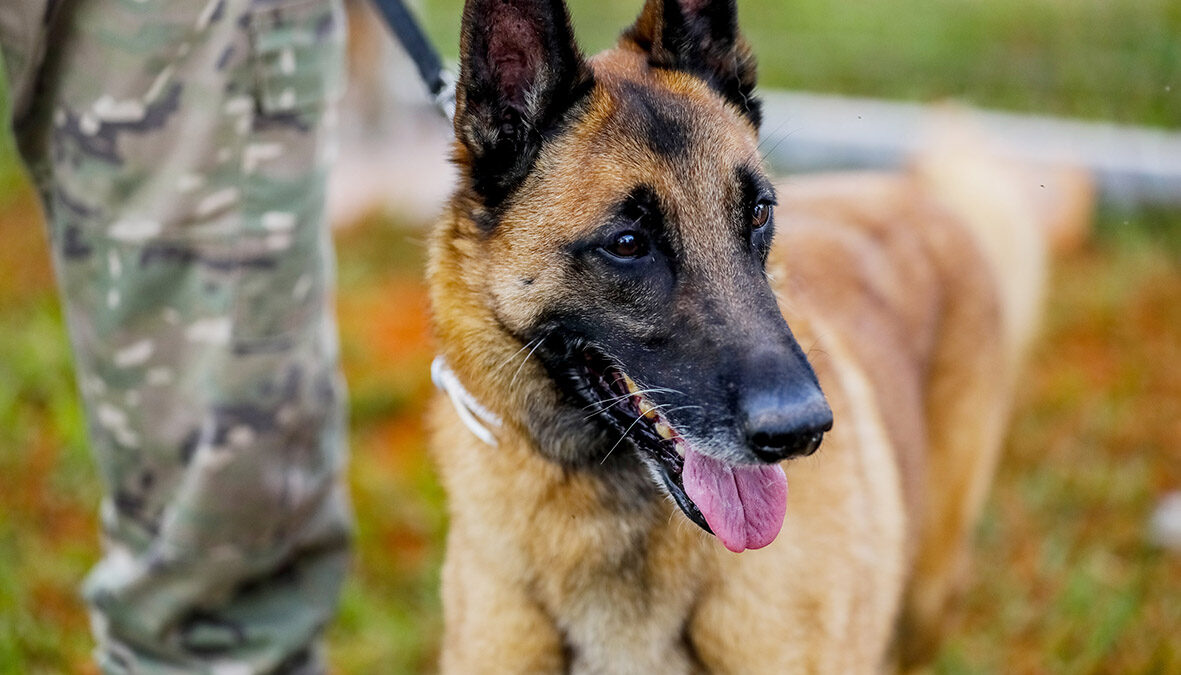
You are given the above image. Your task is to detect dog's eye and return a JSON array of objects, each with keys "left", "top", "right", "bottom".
[
  {"left": 752, "top": 201, "right": 773, "bottom": 230},
  {"left": 603, "top": 231, "right": 649, "bottom": 259}
]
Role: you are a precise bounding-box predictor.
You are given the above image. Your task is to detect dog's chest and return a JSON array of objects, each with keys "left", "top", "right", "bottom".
[
  {"left": 558, "top": 578, "right": 704, "bottom": 675},
  {"left": 529, "top": 503, "right": 711, "bottom": 674}
]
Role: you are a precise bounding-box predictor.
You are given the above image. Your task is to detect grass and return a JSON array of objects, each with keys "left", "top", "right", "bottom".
[
  {"left": 0, "top": 0, "right": 1178, "bottom": 671},
  {"left": 413, "top": 0, "right": 1181, "bottom": 127},
  {"left": 0, "top": 192, "right": 98, "bottom": 674},
  {"left": 935, "top": 227, "right": 1181, "bottom": 673}
]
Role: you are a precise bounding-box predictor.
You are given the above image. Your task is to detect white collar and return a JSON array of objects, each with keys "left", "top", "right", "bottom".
[{"left": 431, "top": 356, "right": 502, "bottom": 446}]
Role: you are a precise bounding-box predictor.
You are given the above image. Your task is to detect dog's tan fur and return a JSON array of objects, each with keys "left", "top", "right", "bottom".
[{"left": 427, "top": 2, "right": 1063, "bottom": 671}]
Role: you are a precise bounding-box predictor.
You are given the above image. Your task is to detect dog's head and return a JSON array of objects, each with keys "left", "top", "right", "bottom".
[{"left": 431, "top": 0, "right": 832, "bottom": 552}]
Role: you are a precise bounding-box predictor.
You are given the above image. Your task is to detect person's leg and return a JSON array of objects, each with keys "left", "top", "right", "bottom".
[{"left": 3, "top": 0, "right": 352, "bottom": 671}]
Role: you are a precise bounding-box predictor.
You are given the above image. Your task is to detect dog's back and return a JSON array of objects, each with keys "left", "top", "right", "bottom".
[{"left": 770, "top": 133, "right": 1063, "bottom": 665}]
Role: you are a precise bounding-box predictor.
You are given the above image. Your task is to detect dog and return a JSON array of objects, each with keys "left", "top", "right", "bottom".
[{"left": 425, "top": 0, "right": 1058, "bottom": 670}]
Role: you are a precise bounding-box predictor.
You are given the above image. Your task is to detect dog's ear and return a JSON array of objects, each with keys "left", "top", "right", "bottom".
[
  {"left": 624, "top": 0, "right": 760, "bottom": 126},
  {"left": 455, "top": 0, "right": 593, "bottom": 206}
]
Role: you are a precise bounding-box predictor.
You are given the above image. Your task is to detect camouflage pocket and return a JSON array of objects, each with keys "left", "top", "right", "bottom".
[
  {"left": 227, "top": 188, "right": 335, "bottom": 346},
  {"left": 228, "top": 0, "right": 346, "bottom": 344},
  {"left": 248, "top": 0, "right": 347, "bottom": 115}
]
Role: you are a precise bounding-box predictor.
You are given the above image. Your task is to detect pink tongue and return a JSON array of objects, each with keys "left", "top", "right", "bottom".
[{"left": 682, "top": 448, "right": 787, "bottom": 553}]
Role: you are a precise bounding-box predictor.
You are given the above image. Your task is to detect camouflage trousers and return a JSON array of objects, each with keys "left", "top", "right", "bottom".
[{"left": 1, "top": 0, "right": 353, "bottom": 672}]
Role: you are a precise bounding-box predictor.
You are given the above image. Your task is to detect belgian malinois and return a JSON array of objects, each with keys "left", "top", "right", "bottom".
[{"left": 426, "top": 0, "right": 1050, "bottom": 670}]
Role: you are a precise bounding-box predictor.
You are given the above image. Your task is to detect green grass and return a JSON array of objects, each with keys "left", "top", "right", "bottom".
[
  {"left": 933, "top": 218, "right": 1181, "bottom": 674},
  {"left": 0, "top": 289, "right": 98, "bottom": 675},
  {"left": 414, "top": 0, "right": 1181, "bottom": 127}
]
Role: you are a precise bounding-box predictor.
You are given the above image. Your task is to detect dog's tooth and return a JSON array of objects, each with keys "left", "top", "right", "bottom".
[
  {"left": 637, "top": 397, "right": 658, "bottom": 419},
  {"left": 654, "top": 420, "right": 674, "bottom": 440},
  {"left": 620, "top": 373, "right": 638, "bottom": 394}
]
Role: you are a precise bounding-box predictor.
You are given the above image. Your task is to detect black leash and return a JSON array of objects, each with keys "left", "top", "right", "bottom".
[{"left": 368, "top": 0, "right": 457, "bottom": 121}]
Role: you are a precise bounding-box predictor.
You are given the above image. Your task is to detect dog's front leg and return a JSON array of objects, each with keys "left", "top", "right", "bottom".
[{"left": 438, "top": 534, "right": 566, "bottom": 674}]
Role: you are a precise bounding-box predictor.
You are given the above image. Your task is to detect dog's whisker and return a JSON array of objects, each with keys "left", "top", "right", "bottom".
[
  {"left": 598, "top": 400, "right": 680, "bottom": 465},
  {"left": 508, "top": 336, "right": 548, "bottom": 389},
  {"left": 803, "top": 337, "right": 830, "bottom": 362},
  {"left": 600, "top": 409, "right": 654, "bottom": 464},
  {"left": 582, "top": 392, "right": 662, "bottom": 419},
  {"left": 759, "top": 127, "right": 798, "bottom": 160},
  {"left": 598, "top": 397, "right": 686, "bottom": 463},
  {"left": 580, "top": 387, "right": 682, "bottom": 415},
  {"left": 489, "top": 336, "right": 543, "bottom": 379},
  {"left": 582, "top": 386, "right": 681, "bottom": 408},
  {"left": 653, "top": 405, "right": 703, "bottom": 441},
  {"left": 756, "top": 119, "right": 791, "bottom": 152}
]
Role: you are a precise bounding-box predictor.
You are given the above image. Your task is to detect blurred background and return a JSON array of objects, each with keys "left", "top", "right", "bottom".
[{"left": 1, "top": 0, "right": 1178, "bottom": 672}]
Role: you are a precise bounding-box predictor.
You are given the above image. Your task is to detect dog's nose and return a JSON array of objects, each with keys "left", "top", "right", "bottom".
[{"left": 740, "top": 388, "right": 833, "bottom": 463}]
